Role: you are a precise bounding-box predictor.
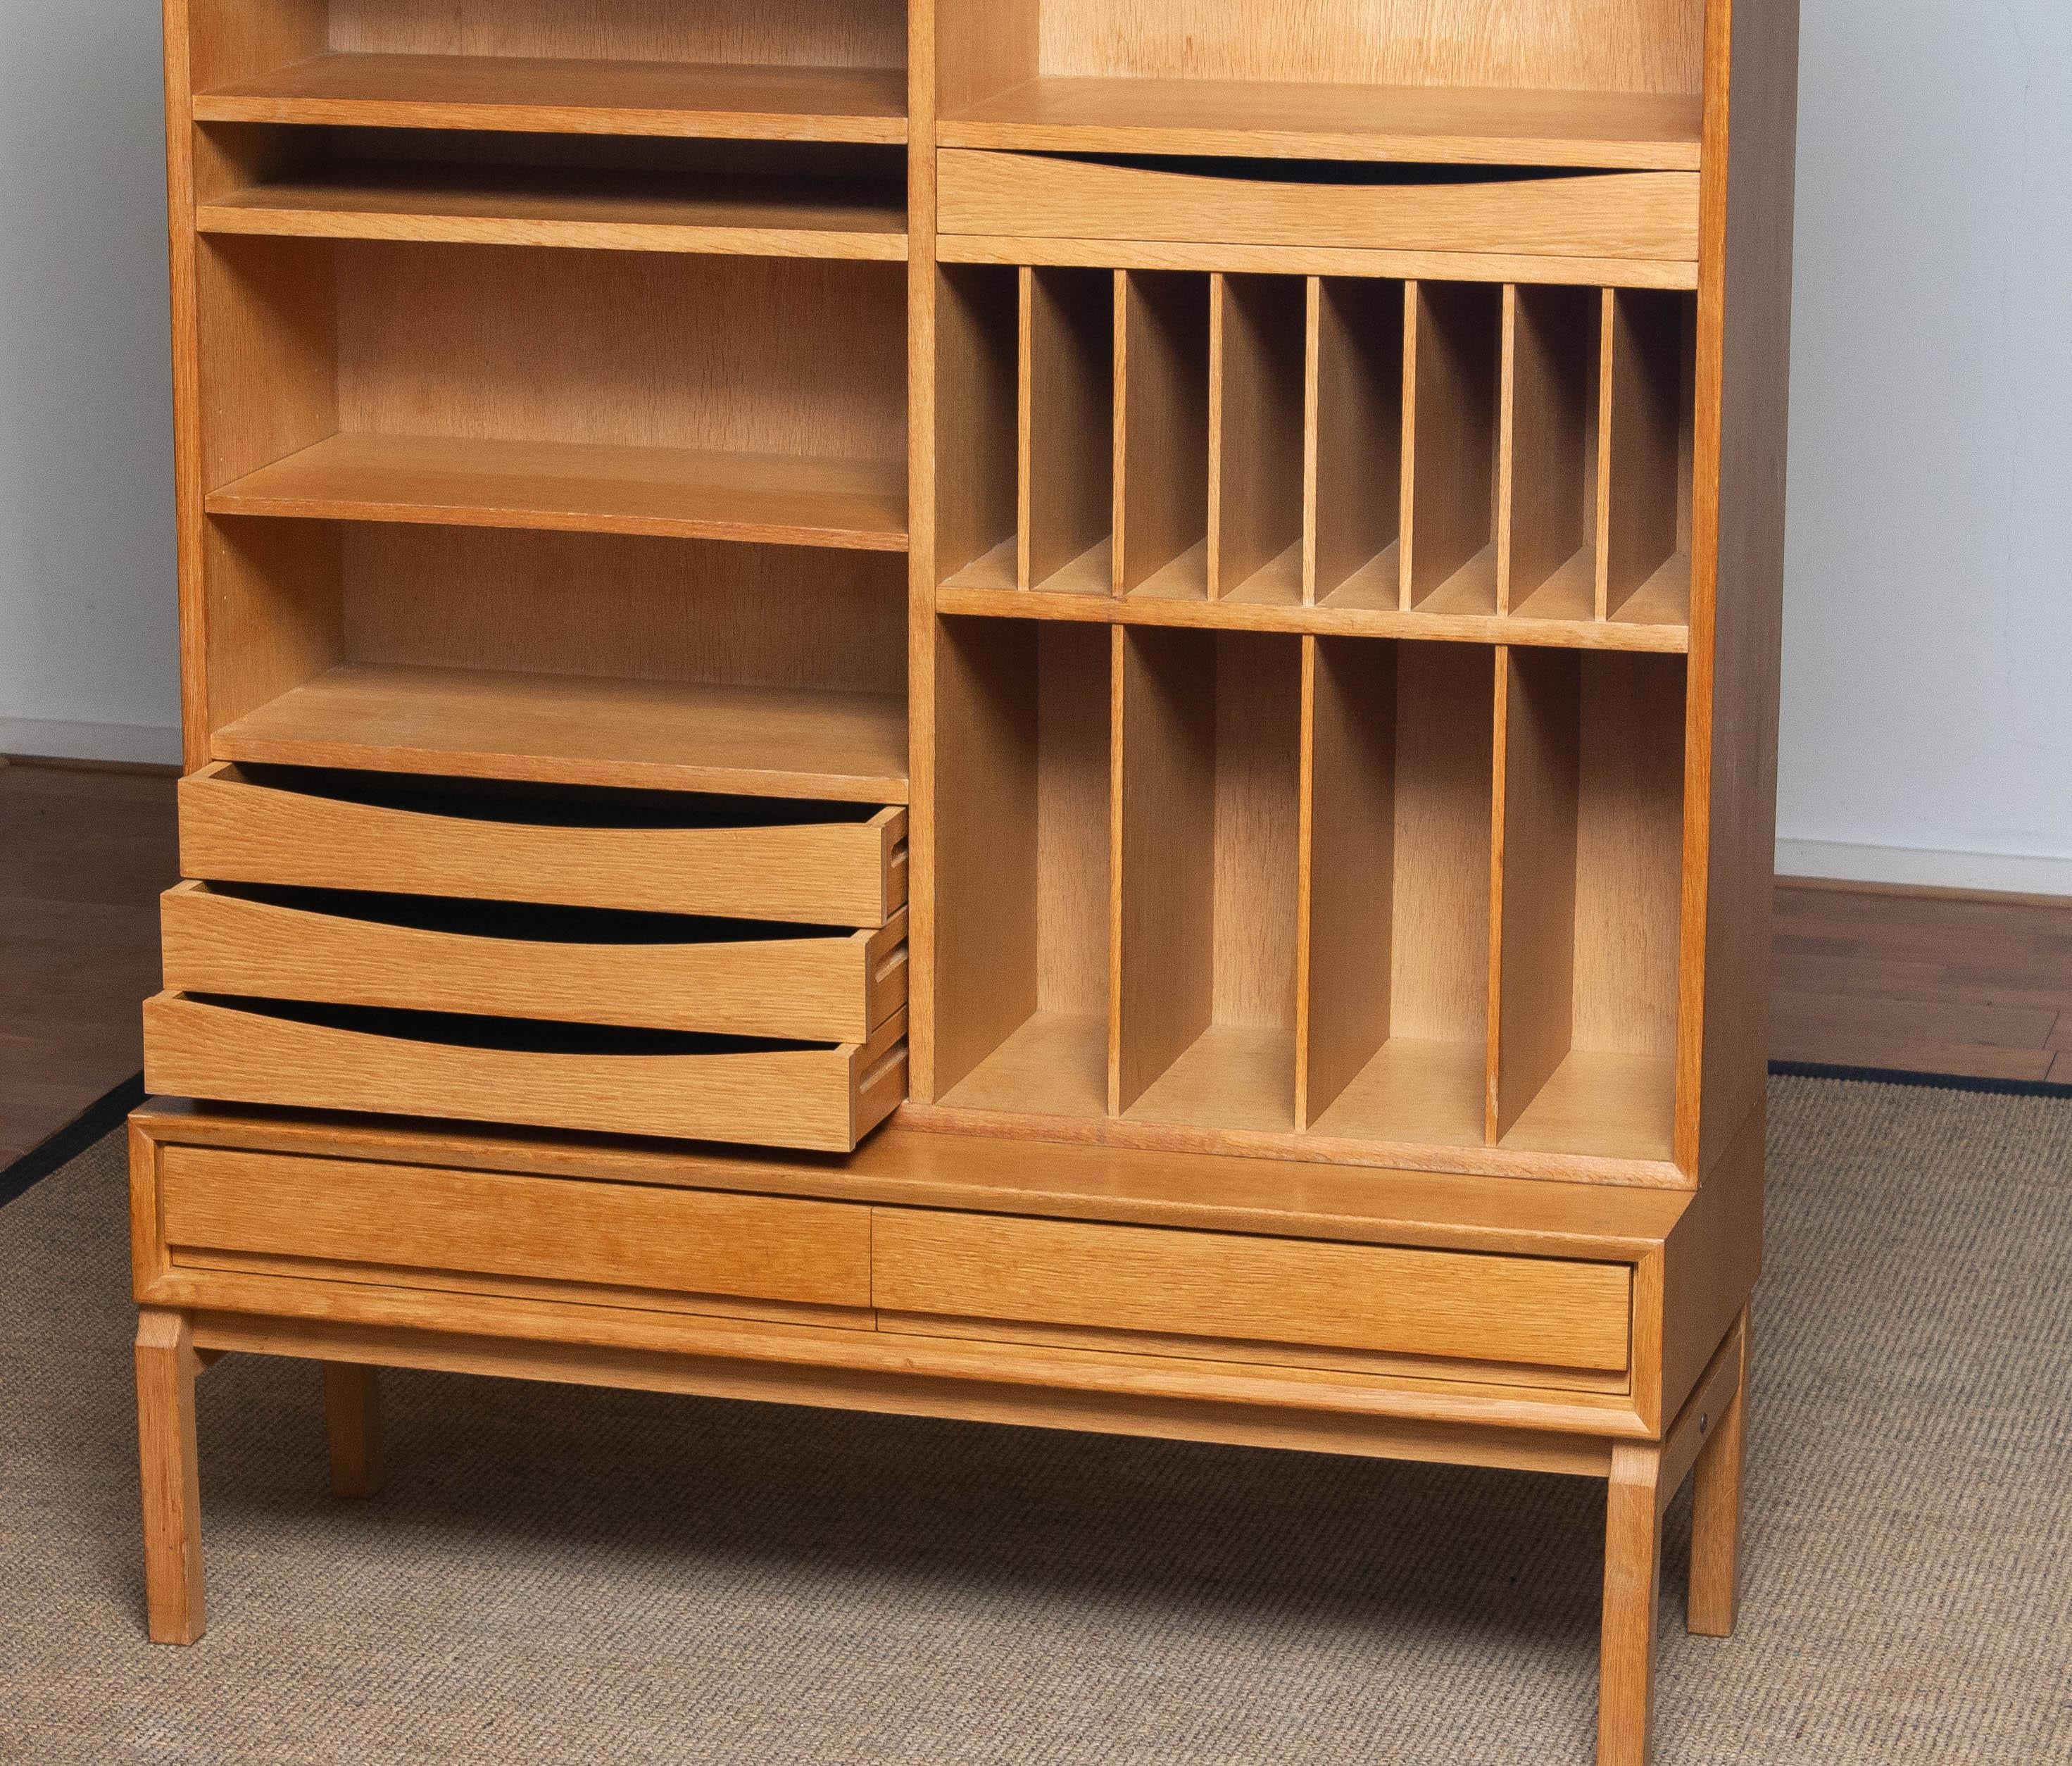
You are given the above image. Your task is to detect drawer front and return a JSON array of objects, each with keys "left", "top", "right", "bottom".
[
  {"left": 161, "top": 882, "right": 908, "bottom": 1044},
  {"left": 874, "top": 1210, "right": 1631, "bottom": 1374},
  {"left": 157, "top": 1145, "right": 872, "bottom": 1315},
  {"left": 180, "top": 764, "right": 908, "bottom": 928},
  {"left": 939, "top": 151, "right": 1700, "bottom": 262},
  {"left": 144, "top": 992, "right": 908, "bottom": 1154}
]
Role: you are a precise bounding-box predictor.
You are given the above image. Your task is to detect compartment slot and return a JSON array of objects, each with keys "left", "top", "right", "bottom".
[
  {"left": 933, "top": 620, "right": 1112, "bottom": 1116},
  {"left": 1209, "top": 275, "right": 1307, "bottom": 606},
  {"left": 1019, "top": 267, "right": 1117, "bottom": 594},
  {"left": 1500, "top": 284, "right": 1602, "bottom": 620},
  {"left": 1116, "top": 630, "right": 1301, "bottom": 1132},
  {"left": 1402, "top": 281, "right": 1502, "bottom": 616},
  {"left": 1307, "top": 277, "right": 1405, "bottom": 608},
  {"left": 1301, "top": 640, "right": 1493, "bottom": 1146},
  {"left": 936, "top": 265, "right": 1022, "bottom": 590},
  {"left": 1116, "top": 271, "right": 1210, "bottom": 600},
  {"left": 1492, "top": 650, "right": 1685, "bottom": 1159},
  {"left": 1600, "top": 288, "right": 1695, "bottom": 623}
]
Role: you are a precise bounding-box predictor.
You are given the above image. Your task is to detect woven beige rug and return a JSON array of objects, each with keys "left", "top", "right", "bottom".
[{"left": 2, "top": 1076, "right": 2068, "bottom": 1763}]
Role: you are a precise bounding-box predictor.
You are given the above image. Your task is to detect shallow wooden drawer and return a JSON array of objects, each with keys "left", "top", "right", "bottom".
[
  {"left": 938, "top": 150, "right": 1700, "bottom": 262},
  {"left": 144, "top": 992, "right": 908, "bottom": 1154},
  {"left": 180, "top": 763, "right": 908, "bottom": 928},
  {"left": 161, "top": 882, "right": 908, "bottom": 1044},
  {"left": 157, "top": 1144, "right": 872, "bottom": 1320},
  {"left": 873, "top": 1211, "right": 1631, "bottom": 1375}
]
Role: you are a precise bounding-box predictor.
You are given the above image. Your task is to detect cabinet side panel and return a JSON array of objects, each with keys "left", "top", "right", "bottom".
[{"left": 1681, "top": 0, "right": 1799, "bottom": 1174}]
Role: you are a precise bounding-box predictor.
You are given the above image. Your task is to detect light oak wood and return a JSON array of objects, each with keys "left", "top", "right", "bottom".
[
  {"left": 161, "top": 882, "right": 908, "bottom": 1043},
  {"left": 208, "top": 433, "right": 910, "bottom": 550},
  {"left": 941, "top": 151, "right": 1700, "bottom": 261},
  {"left": 211, "top": 665, "right": 910, "bottom": 803},
  {"left": 1019, "top": 266, "right": 1115, "bottom": 591},
  {"left": 1601, "top": 289, "right": 1691, "bottom": 618},
  {"left": 200, "top": 164, "right": 909, "bottom": 259},
  {"left": 196, "top": 54, "right": 910, "bottom": 143},
  {"left": 135, "top": 1308, "right": 205, "bottom": 1644},
  {"left": 1687, "top": 1307, "right": 1750, "bottom": 1636},
  {"left": 934, "top": 266, "right": 1019, "bottom": 580},
  {"left": 1502, "top": 285, "right": 1600, "bottom": 614},
  {"left": 874, "top": 1210, "right": 1631, "bottom": 1374},
  {"left": 1599, "top": 1439, "right": 1664, "bottom": 1766},
  {"left": 1403, "top": 281, "right": 1502, "bottom": 613},
  {"left": 1209, "top": 275, "right": 1307, "bottom": 603},
  {"left": 145, "top": 991, "right": 909, "bottom": 1153},
  {"left": 321, "top": 1363, "right": 383, "bottom": 1499},
  {"left": 1308, "top": 278, "right": 1405, "bottom": 606},
  {"left": 1115, "top": 272, "right": 1210, "bottom": 597}
]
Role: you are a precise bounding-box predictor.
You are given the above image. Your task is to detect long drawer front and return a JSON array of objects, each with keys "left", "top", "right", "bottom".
[{"left": 144, "top": 990, "right": 908, "bottom": 1154}]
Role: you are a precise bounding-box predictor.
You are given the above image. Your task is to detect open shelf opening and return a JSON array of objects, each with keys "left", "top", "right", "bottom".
[
  {"left": 195, "top": 236, "right": 907, "bottom": 547},
  {"left": 1501, "top": 285, "right": 1602, "bottom": 622},
  {"left": 1117, "top": 629, "right": 1302, "bottom": 1133},
  {"left": 936, "top": 1, "right": 1702, "bottom": 168},
  {"left": 187, "top": 0, "right": 908, "bottom": 143},
  {"left": 1310, "top": 277, "right": 1406, "bottom": 610},
  {"left": 1494, "top": 649, "right": 1685, "bottom": 1160},
  {"left": 1602, "top": 288, "right": 1697, "bottom": 625},
  {"left": 201, "top": 521, "right": 908, "bottom": 801},
  {"left": 936, "top": 267, "right": 1022, "bottom": 591},
  {"left": 1020, "top": 267, "right": 1116, "bottom": 595},
  {"left": 1210, "top": 275, "right": 1307, "bottom": 606},
  {"left": 1117, "top": 271, "right": 1210, "bottom": 601},
  {"left": 1302, "top": 639, "right": 1494, "bottom": 1146},
  {"left": 934, "top": 619, "right": 1113, "bottom": 1117},
  {"left": 194, "top": 125, "right": 908, "bottom": 258},
  {"left": 1403, "top": 281, "right": 1503, "bottom": 618}
]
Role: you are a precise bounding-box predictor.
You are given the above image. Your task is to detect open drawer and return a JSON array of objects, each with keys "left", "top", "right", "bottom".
[
  {"left": 161, "top": 882, "right": 908, "bottom": 1044},
  {"left": 179, "top": 763, "right": 908, "bottom": 929},
  {"left": 874, "top": 1210, "right": 1631, "bottom": 1381},
  {"left": 938, "top": 151, "right": 1699, "bottom": 263},
  {"left": 143, "top": 992, "right": 908, "bottom": 1153}
]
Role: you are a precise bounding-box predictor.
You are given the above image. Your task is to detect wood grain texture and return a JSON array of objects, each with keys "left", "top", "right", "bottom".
[
  {"left": 160, "top": 1145, "right": 874, "bottom": 1311},
  {"left": 1601, "top": 289, "right": 1690, "bottom": 617},
  {"left": 1403, "top": 281, "right": 1502, "bottom": 611},
  {"left": 1599, "top": 1441, "right": 1664, "bottom": 1766},
  {"left": 208, "top": 432, "right": 910, "bottom": 549},
  {"left": 1116, "top": 272, "right": 1210, "bottom": 596},
  {"left": 1309, "top": 277, "right": 1405, "bottom": 604},
  {"left": 160, "top": 882, "right": 908, "bottom": 1043},
  {"left": 320, "top": 1363, "right": 383, "bottom": 1499},
  {"left": 1687, "top": 1307, "right": 1750, "bottom": 1636},
  {"left": 1019, "top": 266, "right": 1115, "bottom": 590},
  {"left": 1501, "top": 284, "right": 1600, "bottom": 612},
  {"left": 143, "top": 992, "right": 909, "bottom": 1153},
  {"left": 939, "top": 151, "right": 1700, "bottom": 260},
  {"left": 211, "top": 664, "right": 910, "bottom": 803},
  {"left": 1209, "top": 275, "right": 1307, "bottom": 601},
  {"left": 195, "top": 55, "right": 910, "bottom": 143},
  {"left": 873, "top": 1209, "right": 1631, "bottom": 1374},
  {"left": 933, "top": 265, "right": 1019, "bottom": 580},
  {"left": 135, "top": 1308, "right": 206, "bottom": 1644}
]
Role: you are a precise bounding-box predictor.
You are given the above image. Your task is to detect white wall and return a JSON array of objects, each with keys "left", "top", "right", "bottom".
[
  {"left": 1, "top": 4, "right": 2069, "bottom": 887},
  {"left": 0, "top": 0, "right": 180, "bottom": 764},
  {"left": 1778, "top": 0, "right": 2072, "bottom": 891}
]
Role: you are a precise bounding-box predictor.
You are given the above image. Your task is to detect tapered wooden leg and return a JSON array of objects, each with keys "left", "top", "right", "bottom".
[
  {"left": 136, "top": 1308, "right": 206, "bottom": 1645},
  {"left": 1598, "top": 1441, "right": 1664, "bottom": 1766},
  {"left": 322, "top": 1363, "right": 384, "bottom": 1499},
  {"left": 1688, "top": 1308, "right": 1750, "bottom": 1637}
]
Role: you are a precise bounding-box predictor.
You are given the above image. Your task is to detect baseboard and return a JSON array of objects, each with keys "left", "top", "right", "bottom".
[
  {"left": 1775, "top": 838, "right": 2072, "bottom": 901},
  {"left": 0, "top": 717, "right": 182, "bottom": 768}
]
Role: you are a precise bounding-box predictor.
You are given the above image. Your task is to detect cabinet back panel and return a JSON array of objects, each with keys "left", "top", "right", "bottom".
[
  {"left": 339, "top": 526, "right": 905, "bottom": 695},
  {"left": 1038, "top": 627, "right": 1114, "bottom": 1016},
  {"left": 327, "top": 0, "right": 908, "bottom": 69},
  {"left": 1038, "top": 1, "right": 1701, "bottom": 95},
  {"left": 1212, "top": 635, "right": 1302, "bottom": 1030}
]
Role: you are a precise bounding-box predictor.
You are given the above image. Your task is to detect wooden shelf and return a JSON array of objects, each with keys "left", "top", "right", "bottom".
[
  {"left": 1500, "top": 1050, "right": 1676, "bottom": 1163},
  {"left": 207, "top": 434, "right": 909, "bottom": 551},
  {"left": 194, "top": 53, "right": 909, "bottom": 144},
  {"left": 938, "top": 78, "right": 1701, "bottom": 170},
  {"left": 199, "top": 165, "right": 907, "bottom": 260},
  {"left": 1124, "top": 1024, "right": 1298, "bottom": 1135},
  {"left": 938, "top": 1011, "right": 1108, "bottom": 1120},
  {"left": 211, "top": 664, "right": 910, "bottom": 803},
  {"left": 1306, "top": 1039, "right": 1488, "bottom": 1150}
]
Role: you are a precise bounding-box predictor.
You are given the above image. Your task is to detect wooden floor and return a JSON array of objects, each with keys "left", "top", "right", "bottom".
[{"left": 2, "top": 759, "right": 2069, "bottom": 1166}]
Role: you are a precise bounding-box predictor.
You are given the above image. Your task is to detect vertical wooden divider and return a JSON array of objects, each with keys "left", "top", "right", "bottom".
[
  {"left": 1115, "top": 270, "right": 1210, "bottom": 599},
  {"left": 1308, "top": 277, "right": 1405, "bottom": 609},
  {"left": 1208, "top": 274, "right": 1305, "bottom": 604},
  {"left": 1298, "top": 636, "right": 1397, "bottom": 1129},
  {"left": 1019, "top": 265, "right": 1113, "bottom": 594},
  {"left": 1110, "top": 627, "right": 1216, "bottom": 1115},
  {"left": 1502, "top": 284, "right": 1600, "bottom": 620},
  {"left": 1600, "top": 288, "right": 1687, "bottom": 619},
  {"left": 905, "top": 0, "right": 938, "bottom": 1096},
  {"left": 1488, "top": 647, "right": 1583, "bottom": 1143},
  {"left": 1401, "top": 280, "right": 1502, "bottom": 615}
]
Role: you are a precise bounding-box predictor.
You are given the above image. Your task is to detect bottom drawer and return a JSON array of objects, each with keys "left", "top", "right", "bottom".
[
  {"left": 143, "top": 991, "right": 907, "bottom": 1153},
  {"left": 872, "top": 1210, "right": 1631, "bottom": 1377}
]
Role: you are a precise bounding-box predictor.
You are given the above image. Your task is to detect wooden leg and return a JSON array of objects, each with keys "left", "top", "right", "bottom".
[
  {"left": 135, "top": 1308, "right": 206, "bottom": 1646},
  {"left": 1598, "top": 1441, "right": 1664, "bottom": 1766},
  {"left": 322, "top": 1363, "right": 384, "bottom": 1499},
  {"left": 1688, "top": 1308, "right": 1750, "bottom": 1638}
]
